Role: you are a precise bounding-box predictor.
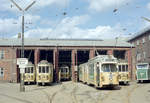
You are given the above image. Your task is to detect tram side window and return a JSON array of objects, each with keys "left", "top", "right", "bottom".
[
  {"left": 122, "top": 65, "right": 126, "bottom": 72},
  {"left": 42, "top": 67, "right": 45, "bottom": 73},
  {"left": 89, "top": 64, "right": 94, "bottom": 76},
  {"left": 39, "top": 66, "right": 41, "bottom": 73},
  {"left": 46, "top": 66, "right": 49, "bottom": 73},
  {"left": 31, "top": 67, "right": 33, "bottom": 73},
  {"left": 119, "top": 65, "right": 121, "bottom": 72}
]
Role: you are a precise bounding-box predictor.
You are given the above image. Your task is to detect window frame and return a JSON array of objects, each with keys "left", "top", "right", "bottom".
[{"left": 0, "top": 50, "right": 4, "bottom": 59}]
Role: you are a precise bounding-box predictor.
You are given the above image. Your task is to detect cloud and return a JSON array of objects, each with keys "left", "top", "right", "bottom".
[
  {"left": 21, "top": 15, "right": 127, "bottom": 39},
  {"left": 0, "top": 14, "right": 40, "bottom": 37},
  {"left": 87, "top": 0, "right": 131, "bottom": 12}
]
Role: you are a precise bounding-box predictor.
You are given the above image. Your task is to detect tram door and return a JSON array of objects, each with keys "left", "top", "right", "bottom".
[{"left": 96, "top": 62, "right": 100, "bottom": 86}]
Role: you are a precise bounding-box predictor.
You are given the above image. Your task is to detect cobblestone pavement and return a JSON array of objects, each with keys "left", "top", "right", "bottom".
[{"left": 0, "top": 81, "right": 150, "bottom": 103}]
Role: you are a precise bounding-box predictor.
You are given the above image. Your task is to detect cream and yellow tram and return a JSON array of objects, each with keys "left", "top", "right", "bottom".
[
  {"left": 118, "top": 62, "right": 130, "bottom": 84},
  {"left": 59, "top": 65, "right": 70, "bottom": 80},
  {"left": 36, "top": 60, "right": 53, "bottom": 85},
  {"left": 24, "top": 62, "right": 36, "bottom": 84},
  {"left": 79, "top": 55, "right": 119, "bottom": 88}
]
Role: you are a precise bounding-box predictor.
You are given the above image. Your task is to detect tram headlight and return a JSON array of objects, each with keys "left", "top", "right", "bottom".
[
  {"left": 101, "top": 76, "right": 104, "bottom": 81},
  {"left": 127, "top": 74, "right": 129, "bottom": 79},
  {"left": 47, "top": 76, "right": 49, "bottom": 80},
  {"left": 31, "top": 76, "right": 33, "bottom": 80},
  {"left": 39, "top": 76, "right": 41, "bottom": 80}
]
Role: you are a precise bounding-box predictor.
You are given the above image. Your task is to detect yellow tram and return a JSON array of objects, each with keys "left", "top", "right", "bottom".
[
  {"left": 59, "top": 65, "right": 70, "bottom": 80},
  {"left": 36, "top": 60, "right": 53, "bottom": 85},
  {"left": 79, "top": 55, "right": 119, "bottom": 88},
  {"left": 24, "top": 62, "right": 36, "bottom": 84},
  {"left": 118, "top": 62, "right": 130, "bottom": 84}
]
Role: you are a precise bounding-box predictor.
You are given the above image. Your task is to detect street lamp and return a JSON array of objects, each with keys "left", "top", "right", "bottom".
[{"left": 10, "top": 0, "right": 36, "bottom": 92}]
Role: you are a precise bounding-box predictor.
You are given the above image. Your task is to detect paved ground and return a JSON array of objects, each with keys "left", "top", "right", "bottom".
[{"left": 0, "top": 81, "right": 150, "bottom": 103}]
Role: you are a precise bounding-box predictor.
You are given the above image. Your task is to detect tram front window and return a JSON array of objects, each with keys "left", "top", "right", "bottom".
[
  {"left": 46, "top": 66, "right": 49, "bottom": 73},
  {"left": 102, "top": 64, "right": 117, "bottom": 72}
]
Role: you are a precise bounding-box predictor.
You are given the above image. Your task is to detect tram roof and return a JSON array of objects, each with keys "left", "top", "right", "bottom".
[
  {"left": 0, "top": 38, "right": 132, "bottom": 47},
  {"left": 88, "top": 55, "right": 117, "bottom": 62}
]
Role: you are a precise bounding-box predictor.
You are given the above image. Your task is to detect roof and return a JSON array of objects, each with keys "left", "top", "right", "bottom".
[
  {"left": 0, "top": 38, "right": 132, "bottom": 47},
  {"left": 128, "top": 26, "right": 150, "bottom": 42}
]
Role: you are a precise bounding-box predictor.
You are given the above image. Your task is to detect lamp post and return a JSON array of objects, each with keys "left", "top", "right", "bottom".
[{"left": 10, "top": 0, "right": 36, "bottom": 92}]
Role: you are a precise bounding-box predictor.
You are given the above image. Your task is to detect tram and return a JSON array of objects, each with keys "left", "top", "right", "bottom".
[
  {"left": 79, "top": 55, "right": 119, "bottom": 88},
  {"left": 136, "top": 63, "right": 150, "bottom": 83},
  {"left": 79, "top": 63, "right": 88, "bottom": 83},
  {"left": 59, "top": 65, "right": 70, "bottom": 80},
  {"left": 118, "top": 62, "right": 130, "bottom": 84},
  {"left": 24, "top": 62, "right": 36, "bottom": 84},
  {"left": 36, "top": 60, "right": 53, "bottom": 85}
]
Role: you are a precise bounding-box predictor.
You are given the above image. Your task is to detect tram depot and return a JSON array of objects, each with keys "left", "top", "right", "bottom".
[{"left": 0, "top": 34, "right": 150, "bottom": 88}]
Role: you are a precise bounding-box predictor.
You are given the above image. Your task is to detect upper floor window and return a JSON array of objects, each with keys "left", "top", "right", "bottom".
[
  {"left": 142, "top": 38, "right": 145, "bottom": 43},
  {"left": 149, "top": 35, "right": 150, "bottom": 40},
  {"left": 0, "top": 50, "right": 4, "bottom": 59},
  {"left": 0, "top": 68, "right": 4, "bottom": 77},
  {"left": 137, "top": 40, "right": 139, "bottom": 45}
]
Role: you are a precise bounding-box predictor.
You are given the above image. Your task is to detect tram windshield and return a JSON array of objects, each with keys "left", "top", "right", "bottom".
[
  {"left": 102, "top": 64, "right": 117, "bottom": 72},
  {"left": 137, "top": 64, "right": 148, "bottom": 69}
]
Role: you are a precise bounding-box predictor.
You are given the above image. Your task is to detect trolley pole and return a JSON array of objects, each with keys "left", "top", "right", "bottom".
[
  {"left": 10, "top": 0, "right": 36, "bottom": 92},
  {"left": 20, "top": 13, "right": 25, "bottom": 92}
]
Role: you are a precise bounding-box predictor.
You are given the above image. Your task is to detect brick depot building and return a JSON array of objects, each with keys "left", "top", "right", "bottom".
[{"left": 0, "top": 38, "right": 133, "bottom": 82}]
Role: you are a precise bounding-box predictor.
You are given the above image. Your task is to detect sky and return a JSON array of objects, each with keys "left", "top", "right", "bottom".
[{"left": 0, "top": 0, "right": 150, "bottom": 39}]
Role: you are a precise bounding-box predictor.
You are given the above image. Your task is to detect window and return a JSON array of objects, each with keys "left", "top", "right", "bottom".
[
  {"left": 137, "top": 40, "right": 139, "bottom": 45},
  {"left": 39, "top": 66, "right": 41, "bottom": 73},
  {"left": 142, "top": 38, "right": 145, "bottom": 43},
  {"left": 0, "top": 68, "right": 4, "bottom": 77},
  {"left": 122, "top": 65, "right": 126, "bottom": 72},
  {"left": 31, "top": 67, "right": 33, "bottom": 73},
  {"left": 42, "top": 67, "right": 45, "bottom": 73},
  {"left": 119, "top": 65, "right": 121, "bottom": 72},
  {"left": 46, "top": 66, "right": 49, "bottom": 73},
  {"left": 126, "top": 65, "right": 128, "bottom": 72},
  {"left": 149, "top": 35, "right": 150, "bottom": 40},
  {"left": 0, "top": 50, "right": 4, "bottom": 59}
]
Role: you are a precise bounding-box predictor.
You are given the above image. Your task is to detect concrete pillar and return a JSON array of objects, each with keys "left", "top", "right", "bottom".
[
  {"left": 34, "top": 49, "right": 40, "bottom": 65},
  {"left": 72, "top": 49, "right": 77, "bottom": 82},
  {"left": 53, "top": 49, "right": 59, "bottom": 82},
  {"left": 107, "top": 49, "right": 113, "bottom": 55},
  {"left": 89, "top": 49, "right": 95, "bottom": 59}
]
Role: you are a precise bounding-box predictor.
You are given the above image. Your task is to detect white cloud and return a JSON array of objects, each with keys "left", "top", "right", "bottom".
[
  {"left": 87, "top": 0, "right": 131, "bottom": 12},
  {"left": 0, "top": 14, "right": 40, "bottom": 37},
  {"left": 21, "top": 15, "right": 127, "bottom": 39}
]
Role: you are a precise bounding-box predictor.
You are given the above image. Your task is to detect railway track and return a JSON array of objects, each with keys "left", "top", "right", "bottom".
[{"left": 124, "top": 83, "right": 144, "bottom": 103}]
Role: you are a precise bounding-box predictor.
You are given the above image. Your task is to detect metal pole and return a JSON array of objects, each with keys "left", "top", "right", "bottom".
[{"left": 20, "top": 12, "right": 25, "bottom": 92}]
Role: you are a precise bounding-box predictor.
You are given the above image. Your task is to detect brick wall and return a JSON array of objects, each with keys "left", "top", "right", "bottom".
[{"left": 0, "top": 47, "right": 17, "bottom": 82}]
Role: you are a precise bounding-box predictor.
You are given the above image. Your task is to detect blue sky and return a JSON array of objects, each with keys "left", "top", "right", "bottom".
[{"left": 0, "top": 0, "right": 150, "bottom": 39}]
